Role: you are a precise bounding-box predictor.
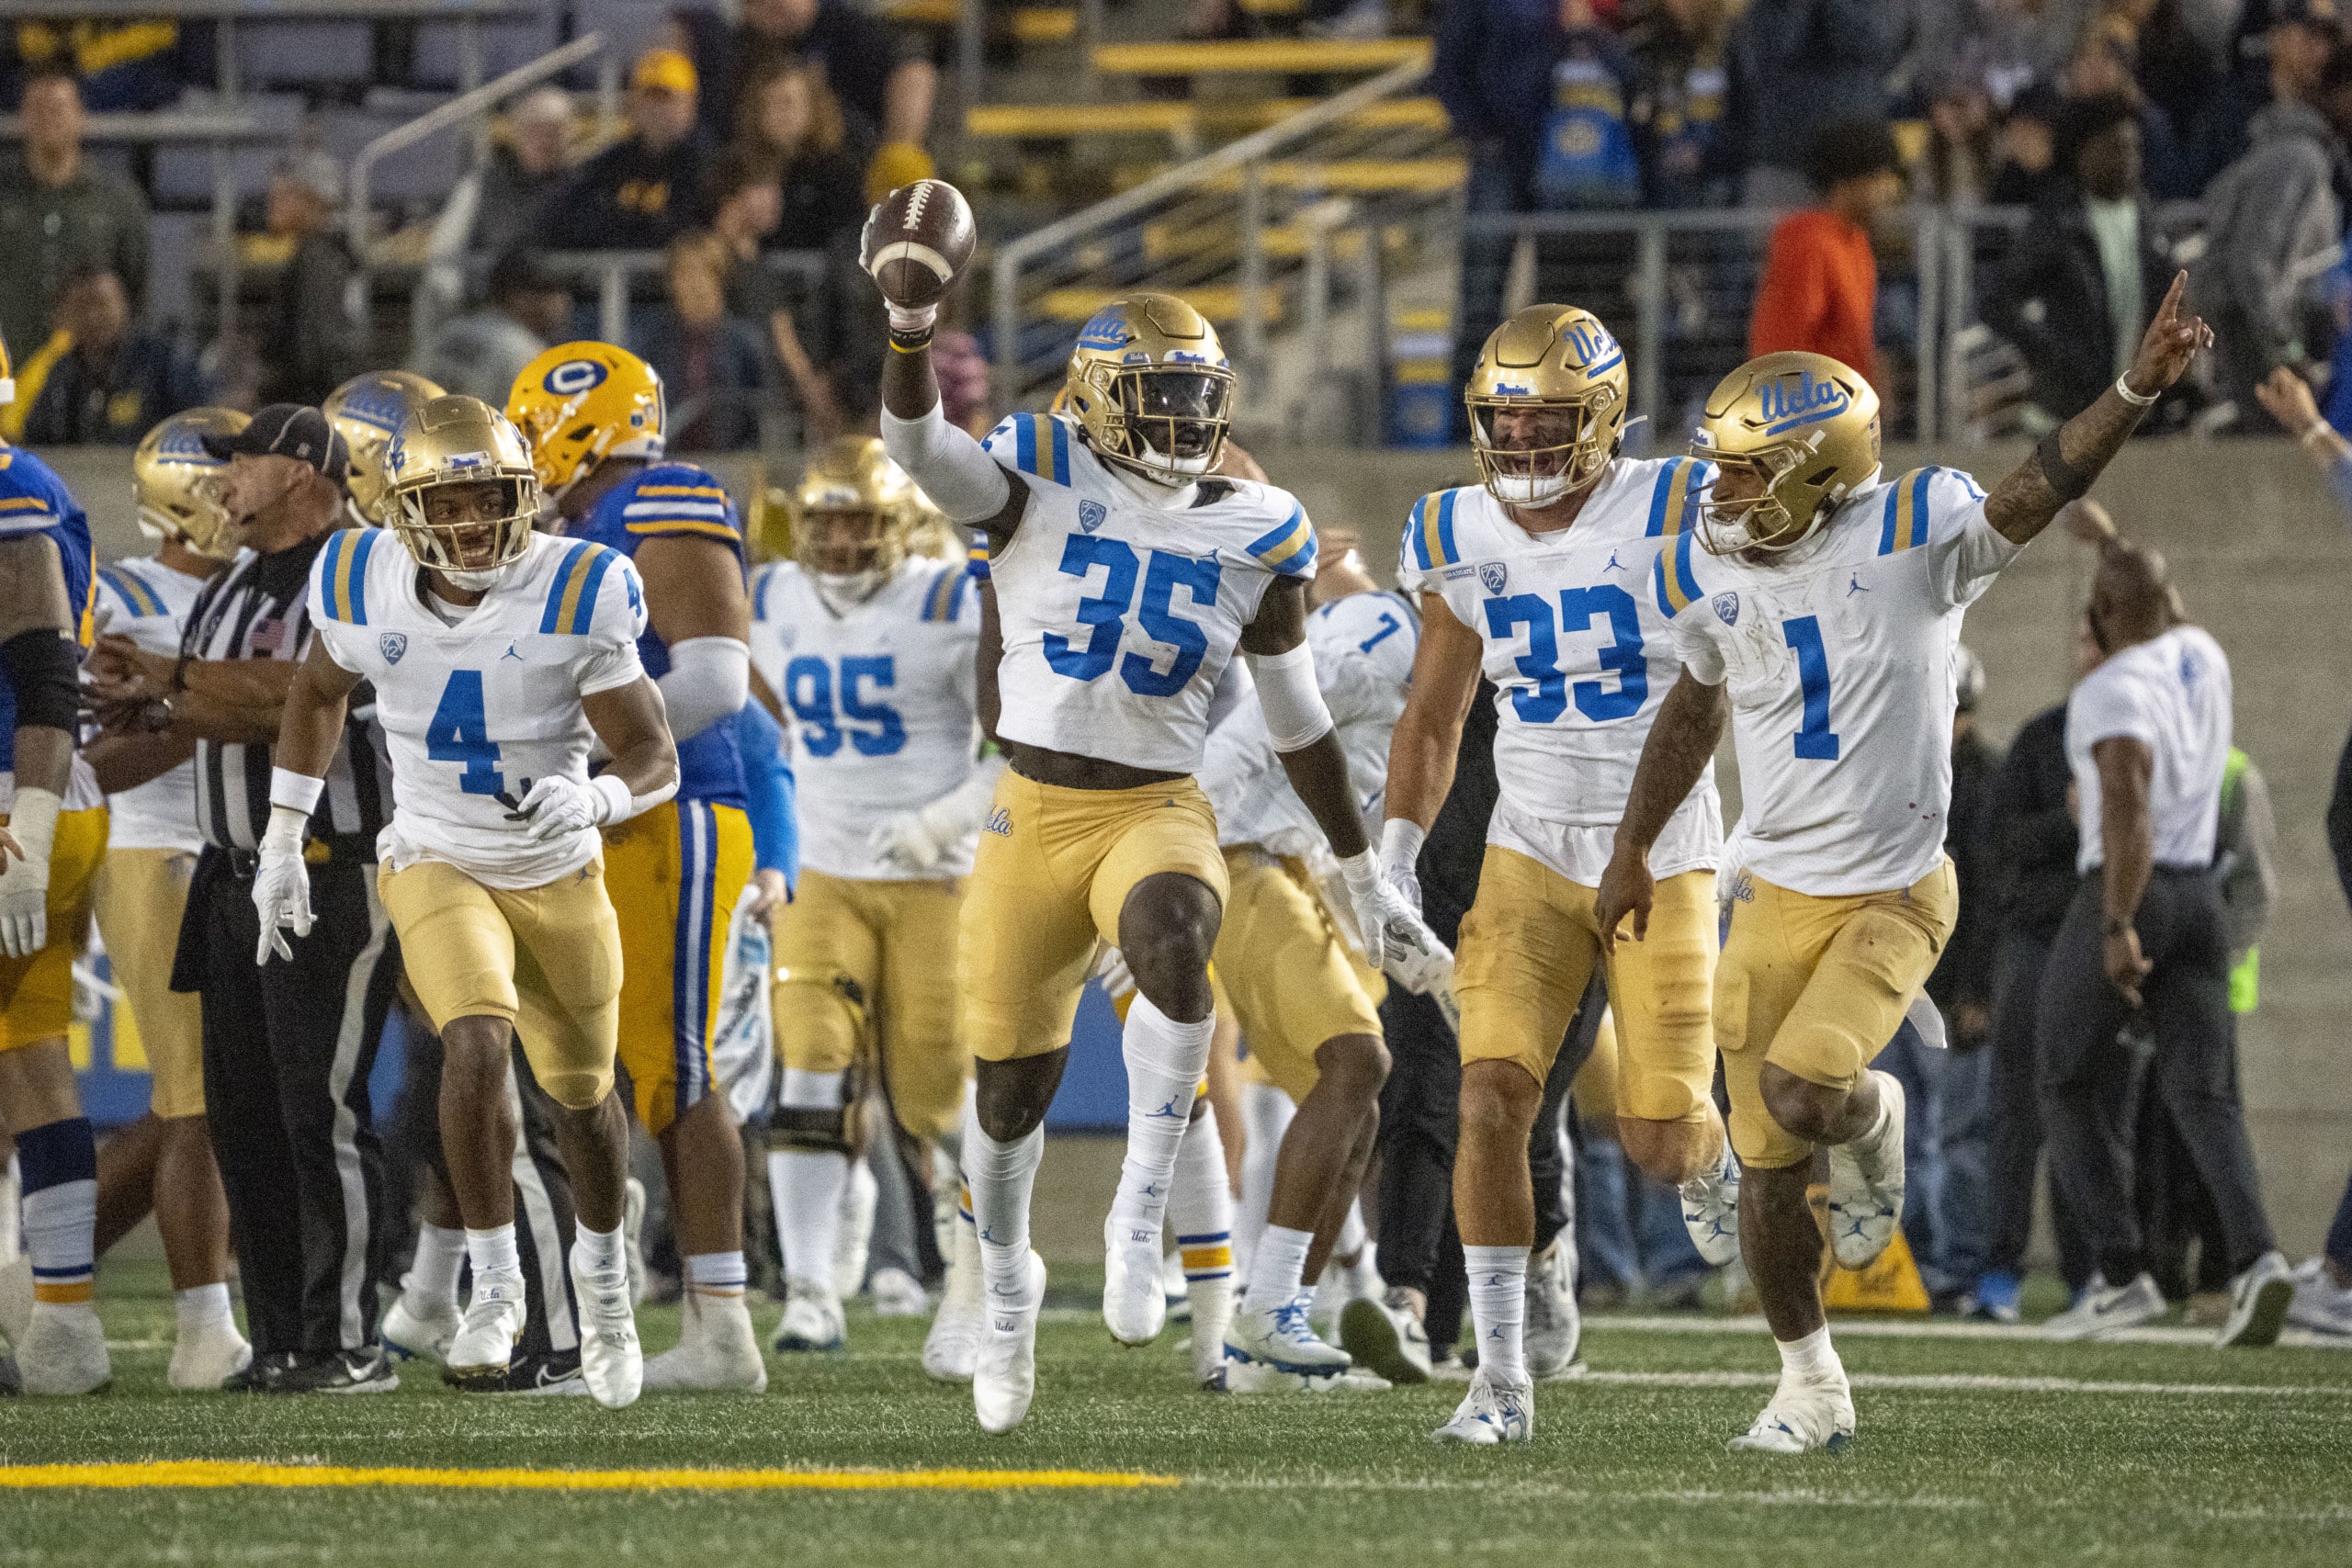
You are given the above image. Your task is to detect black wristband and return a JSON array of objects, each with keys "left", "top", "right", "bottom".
[
  {"left": 2103, "top": 917, "right": 2132, "bottom": 937},
  {"left": 0, "top": 627, "right": 81, "bottom": 733},
  {"left": 888, "top": 324, "right": 934, "bottom": 354},
  {"left": 2034, "top": 430, "right": 2094, "bottom": 502}
]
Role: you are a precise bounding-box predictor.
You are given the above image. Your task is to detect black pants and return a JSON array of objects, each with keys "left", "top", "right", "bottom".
[
  {"left": 1981, "top": 929, "right": 2092, "bottom": 1288},
  {"left": 176, "top": 843, "right": 402, "bottom": 1356},
  {"left": 2036, "top": 869, "right": 2274, "bottom": 1285},
  {"left": 386, "top": 1013, "right": 580, "bottom": 1357}
]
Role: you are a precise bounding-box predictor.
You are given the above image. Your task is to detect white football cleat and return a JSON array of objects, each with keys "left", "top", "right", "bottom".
[
  {"left": 569, "top": 1252, "right": 643, "bottom": 1410},
  {"left": 379, "top": 1287, "right": 459, "bottom": 1364},
  {"left": 1188, "top": 1276, "right": 1237, "bottom": 1389},
  {"left": 1102, "top": 1210, "right": 1167, "bottom": 1346},
  {"left": 1430, "top": 1366, "right": 1532, "bottom": 1445},
  {"left": 644, "top": 1292, "right": 767, "bottom": 1391},
  {"left": 2215, "top": 1249, "right": 2295, "bottom": 1348},
  {"left": 2286, "top": 1256, "right": 2352, "bottom": 1336},
  {"left": 168, "top": 1315, "right": 253, "bottom": 1392},
  {"left": 1339, "top": 1291, "right": 1432, "bottom": 1385},
  {"left": 1728, "top": 1373, "right": 1854, "bottom": 1455},
  {"left": 870, "top": 1266, "right": 930, "bottom": 1318},
  {"left": 835, "top": 1159, "right": 878, "bottom": 1298},
  {"left": 1310, "top": 1247, "right": 1382, "bottom": 1339},
  {"left": 1826, "top": 1071, "right": 1906, "bottom": 1269},
  {"left": 18, "top": 1304, "right": 109, "bottom": 1395},
  {"left": 622, "top": 1177, "right": 650, "bottom": 1305},
  {"left": 1522, "top": 1241, "right": 1581, "bottom": 1379},
  {"left": 1679, "top": 1145, "right": 1743, "bottom": 1267},
  {"left": 2043, "top": 1272, "right": 2166, "bottom": 1340},
  {"left": 445, "top": 1269, "right": 526, "bottom": 1388},
  {"left": 1223, "top": 1292, "right": 1351, "bottom": 1387},
  {"left": 974, "top": 1251, "right": 1046, "bottom": 1434},
  {"left": 772, "top": 1280, "right": 847, "bottom": 1353},
  {"left": 922, "top": 1215, "right": 984, "bottom": 1382}
]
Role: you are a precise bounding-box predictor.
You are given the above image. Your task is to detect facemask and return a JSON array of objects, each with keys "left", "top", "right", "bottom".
[{"left": 811, "top": 568, "right": 885, "bottom": 609}]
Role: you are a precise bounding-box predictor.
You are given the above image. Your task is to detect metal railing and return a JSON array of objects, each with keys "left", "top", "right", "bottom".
[{"left": 533, "top": 250, "right": 831, "bottom": 348}]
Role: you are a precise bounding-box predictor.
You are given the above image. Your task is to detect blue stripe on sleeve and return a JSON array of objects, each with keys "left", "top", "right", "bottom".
[
  {"left": 1646, "top": 457, "right": 1682, "bottom": 536},
  {"left": 345, "top": 529, "right": 379, "bottom": 626},
  {"left": 567, "top": 547, "right": 617, "bottom": 634},
  {"left": 1435, "top": 489, "right": 1459, "bottom": 566},
  {"left": 539, "top": 540, "right": 594, "bottom": 633}
]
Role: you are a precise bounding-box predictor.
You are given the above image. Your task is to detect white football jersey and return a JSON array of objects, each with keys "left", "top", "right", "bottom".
[
  {"left": 749, "top": 554, "right": 983, "bottom": 880},
  {"left": 1200, "top": 589, "right": 1419, "bottom": 856},
  {"left": 979, "top": 411, "right": 1318, "bottom": 773},
  {"left": 1664, "top": 464, "right": 2021, "bottom": 897},
  {"left": 1397, "top": 461, "right": 1723, "bottom": 886},
  {"left": 2066, "top": 625, "right": 2232, "bottom": 874},
  {"left": 94, "top": 556, "right": 213, "bottom": 852},
  {"left": 308, "top": 527, "right": 648, "bottom": 889}
]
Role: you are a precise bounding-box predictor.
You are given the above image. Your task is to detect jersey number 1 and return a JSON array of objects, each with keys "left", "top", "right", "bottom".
[
  {"left": 1781, "top": 616, "right": 1840, "bottom": 761},
  {"left": 427, "top": 670, "right": 505, "bottom": 795}
]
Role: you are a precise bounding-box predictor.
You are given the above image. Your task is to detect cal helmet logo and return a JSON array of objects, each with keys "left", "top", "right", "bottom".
[
  {"left": 379, "top": 632, "right": 407, "bottom": 664},
  {"left": 542, "top": 358, "right": 609, "bottom": 397},
  {"left": 1713, "top": 592, "right": 1740, "bottom": 626},
  {"left": 1078, "top": 500, "right": 1107, "bottom": 534},
  {"left": 1479, "top": 560, "right": 1509, "bottom": 594},
  {"left": 1755, "top": 369, "right": 1849, "bottom": 434}
]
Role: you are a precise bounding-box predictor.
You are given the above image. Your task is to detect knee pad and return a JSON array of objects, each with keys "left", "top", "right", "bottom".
[
  {"left": 771, "top": 1100, "right": 861, "bottom": 1156},
  {"left": 774, "top": 965, "right": 870, "bottom": 1071},
  {"left": 538, "top": 1066, "right": 615, "bottom": 1113}
]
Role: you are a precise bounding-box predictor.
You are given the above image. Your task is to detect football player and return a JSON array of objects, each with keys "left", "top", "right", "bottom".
[
  {"left": 260, "top": 393, "right": 679, "bottom": 1409},
  {"left": 0, "top": 333, "right": 114, "bottom": 1395},
  {"left": 746, "top": 436, "right": 993, "bottom": 1370},
  {"left": 871, "top": 249, "right": 1447, "bottom": 1430},
  {"left": 76, "top": 410, "right": 248, "bottom": 1390},
  {"left": 506, "top": 344, "right": 766, "bottom": 1391},
  {"left": 325, "top": 369, "right": 446, "bottom": 529},
  {"left": 1378, "top": 305, "right": 1734, "bottom": 1445},
  {"left": 1595, "top": 276, "right": 2210, "bottom": 1453}
]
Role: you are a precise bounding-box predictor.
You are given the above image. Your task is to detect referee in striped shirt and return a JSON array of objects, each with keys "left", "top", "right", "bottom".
[{"left": 89, "top": 405, "right": 400, "bottom": 1392}]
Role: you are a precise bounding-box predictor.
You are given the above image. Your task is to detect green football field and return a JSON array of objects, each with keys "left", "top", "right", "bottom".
[{"left": 4, "top": 1260, "right": 2349, "bottom": 1568}]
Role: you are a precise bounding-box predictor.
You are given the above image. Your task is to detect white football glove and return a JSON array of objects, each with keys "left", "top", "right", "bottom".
[
  {"left": 867, "top": 807, "right": 953, "bottom": 875},
  {"left": 252, "top": 814, "right": 314, "bottom": 966},
  {"left": 0, "top": 788, "right": 59, "bottom": 961},
  {"left": 1378, "top": 818, "right": 1426, "bottom": 914},
  {"left": 1338, "top": 850, "right": 1454, "bottom": 998},
  {"left": 514, "top": 774, "right": 606, "bottom": 843},
  {"left": 1091, "top": 942, "right": 1137, "bottom": 1006}
]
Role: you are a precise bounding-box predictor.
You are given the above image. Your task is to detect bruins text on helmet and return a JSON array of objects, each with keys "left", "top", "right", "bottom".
[
  {"left": 1465, "top": 304, "right": 1630, "bottom": 508},
  {"left": 504, "top": 342, "right": 666, "bottom": 496},
  {"left": 325, "top": 369, "right": 447, "bottom": 525},
  {"left": 1690, "top": 351, "right": 1881, "bottom": 557},
  {"left": 133, "top": 407, "right": 249, "bottom": 559},
  {"left": 1060, "top": 292, "right": 1235, "bottom": 486},
  {"left": 382, "top": 394, "right": 541, "bottom": 590}
]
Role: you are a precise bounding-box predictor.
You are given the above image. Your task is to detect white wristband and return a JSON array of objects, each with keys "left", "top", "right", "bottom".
[
  {"left": 888, "top": 302, "right": 938, "bottom": 334},
  {"left": 6, "top": 785, "right": 60, "bottom": 862},
  {"left": 270, "top": 767, "right": 325, "bottom": 817},
  {"left": 1336, "top": 848, "right": 1380, "bottom": 891},
  {"left": 588, "top": 773, "right": 636, "bottom": 825},
  {"left": 260, "top": 803, "right": 309, "bottom": 853},
  {"left": 1380, "top": 818, "right": 1426, "bottom": 873},
  {"left": 2301, "top": 420, "right": 2335, "bottom": 448},
  {"left": 2113, "top": 374, "right": 2158, "bottom": 409}
]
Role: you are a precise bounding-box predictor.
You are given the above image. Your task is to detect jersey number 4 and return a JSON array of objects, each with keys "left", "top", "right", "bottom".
[
  {"left": 427, "top": 670, "right": 505, "bottom": 795},
  {"left": 1044, "top": 535, "right": 1222, "bottom": 696},
  {"left": 1483, "top": 585, "right": 1646, "bottom": 723},
  {"left": 786, "top": 654, "right": 907, "bottom": 757}
]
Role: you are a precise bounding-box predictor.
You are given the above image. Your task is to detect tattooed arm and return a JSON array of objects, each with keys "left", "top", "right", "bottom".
[{"left": 1595, "top": 670, "right": 1728, "bottom": 952}]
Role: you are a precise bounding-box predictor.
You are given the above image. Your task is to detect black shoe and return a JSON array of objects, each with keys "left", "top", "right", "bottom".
[
  {"left": 274, "top": 1348, "right": 400, "bottom": 1394},
  {"left": 478, "top": 1349, "right": 585, "bottom": 1395},
  {"left": 225, "top": 1350, "right": 301, "bottom": 1393}
]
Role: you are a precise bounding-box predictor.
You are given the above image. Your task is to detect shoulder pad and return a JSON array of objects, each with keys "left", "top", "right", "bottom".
[
  {"left": 0, "top": 451, "right": 72, "bottom": 538},
  {"left": 1191, "top": 478, "right": 1239, "bottom": 507},
  {"left": 980, "top": 411, "right": 1073, "bottom": 486},
  {"left": 1244, "top": 502, "right": 1318, "bottom": 580},
  {"left": 1876, "top": 466, "right": 1984, "bottom": 556},
  {"left": 1645, "top": 456, "right": 1714, "bottom": 538},
  {"left": 537, "top": 538, "right": 633, "bottom": 635},
  {"left": 97, "top": 563, "right": 168, "bottom": 618},
  {"left": 1402, "top": 489, "right": 1467, "bottom": 572},
  {"left": 617, "top": 464, "right": 741, "bottom": 546},
  {"left": 312, "top": 527, "right": 387, "bottom": 626},
  {"left": 1651, "top": 528, "right": 1704, "bottom": 619},
  {"left": 919, "top": 557, "right": 975, "bottom": 623}
]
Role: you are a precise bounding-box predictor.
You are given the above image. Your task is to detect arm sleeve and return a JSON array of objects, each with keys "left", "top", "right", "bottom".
[
  {"left": 657, "top": 637, "right": 750, "bottom": 740},
  {"left": 880, "top": 400, "right": 1014, "bottom": 524},
  {"left": 732, "top": 701, "right": 799, "bottom": 883}
]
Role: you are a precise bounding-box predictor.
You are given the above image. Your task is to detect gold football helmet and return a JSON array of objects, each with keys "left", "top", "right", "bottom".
[
  {"left": 325, "top": 370, "right": 447, "bottom": 525},
  {"left": 1466, "top": 305, "right": 1629, "bottom": 507},
  {"left": 1062, "top": 292, "right": 1234, "bottom": 485},
  {"left": 383, "top": 394, "right": 540, "bottom": 586},
  {"left": 505, "top": 342, "right": 666, "bottom": 495},
  {"left": 133, "top": 408, "right": 249, "bottom": 558},
  {"left": 792, "top": 435, "right": 916, "bottom": 593},
  {"left": 1691, "top": 351, "right": 1881, "bottom": 556}
]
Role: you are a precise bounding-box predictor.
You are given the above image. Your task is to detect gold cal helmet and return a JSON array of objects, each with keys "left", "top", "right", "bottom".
[
  {"left": 133, "top": 408, "right": 249, "bottom": 559},
  {"left": 325, "top": 369, "right": 446, "bottom": 525},
  {"left": 1062, "top": 292, "right": 1234, "bottom": 485},
  {"left": 382, "top": 394, "right": 540, "bottom": 585},
  {"left": 505, "top": 342, "right": 666, "bottom": 496},
  {"left": 1466, "top": 304, "right": 1629, "bottom": 506},
  {"left": 793, "top": 435, "right": 916, "bottom": 592},
  {"left": 1691, "top": 351, "right": 1881, "bottom": 556}
]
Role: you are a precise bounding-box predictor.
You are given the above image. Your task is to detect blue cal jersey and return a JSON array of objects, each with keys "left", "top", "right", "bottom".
[
  {"left": 0, "top": 446, "right": 95, "bottom": 774},
  {"left": 567, "top": 462, "right": 748, "bottom": 807}
]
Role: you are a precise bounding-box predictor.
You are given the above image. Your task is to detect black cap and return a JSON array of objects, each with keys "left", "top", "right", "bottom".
[{"left": 201, "top": 403, "right": 349, "bottom": 482}]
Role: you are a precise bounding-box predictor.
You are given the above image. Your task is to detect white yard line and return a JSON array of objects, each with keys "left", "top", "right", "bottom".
[
  {"left": 1574, "top": 1369, "right": 2352, "bottom": 1397},
  {"left": 1589, "top": 1314, "right": 2352, "bottom": 1350}
]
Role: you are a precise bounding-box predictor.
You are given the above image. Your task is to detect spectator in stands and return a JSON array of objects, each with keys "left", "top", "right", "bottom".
[
  {"left": 2195, "top": 41, "right": 2352, "bottom": 426},
  {"left": 1983, "top": 94, "right": 2179, "bottom": 427},
  {"left": 4, "top": 264, "right": 204, "bottom": 445},
  {"left": 1747, "top": 118, "right": 1900, "bottom": 389},
  {"left": 2105, "top": 0, "right": 2226, "bottom": 187},
  {"left": 545, "top": 49, "right": 708, "bottom": 252},
  {"left": 1988, "top": 83, "right": 2068, "bottom": 205},
  {"left": 8, "top": 18, "right": 212, "bottom": 113},
  {"left": 469, "top": 86, "right": 572, "bottom": 264},
  {"left": 730, "top": 60, "right": 870, "bottom": 250},
  {"left": 0, "top": 69, "right": 149, "bottom": 361},
  {"left": 2201, "top": 0, "right": 2343, "bottom": 180},
  {"left": 254, "top": 152, "right": 362, "bottom": 408},
  {"left": 416, "top": 250, "right": 575, "bottom": 406},
  {"left": 1626, "top": 0, "right": 1738, "bottom": 209},
  {"left": 2063, "top": 23, "right": 2194, "bottom": 197},
  {"left": 1724, "top": 0, "right": 1910, "bottom": 207},
  {"left": 630, "top": 232, "right": 767, "bottom": 452},
  {"left": 700, "top": 145, "right": 844, "bottom": 441},
  {"left": 1924, "top": 69, "right": 2001, "bottom": 205},
  {"left": 1911, "top": 0, "right": 2093, "bottom": 110},
  {"left": 694, "top": 0, "right": 936, "bottom": 203}
]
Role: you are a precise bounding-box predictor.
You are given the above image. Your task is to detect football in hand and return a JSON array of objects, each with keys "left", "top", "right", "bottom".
[{"left": 861, "top": 179, "right": 977, "bottom": 310}]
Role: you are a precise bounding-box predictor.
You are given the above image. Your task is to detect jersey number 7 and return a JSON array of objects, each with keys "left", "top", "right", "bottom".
[{"left": 1044, "top": 535, "right": 1223, "bottom": 697}]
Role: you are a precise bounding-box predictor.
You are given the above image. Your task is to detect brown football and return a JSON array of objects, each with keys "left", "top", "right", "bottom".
[{"left": 861, "top": 179, "right": 978, "bottom": 310}]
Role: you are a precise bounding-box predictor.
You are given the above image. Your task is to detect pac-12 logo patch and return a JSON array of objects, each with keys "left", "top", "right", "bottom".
[
  {"left": 379, "top": 632, "right": 408, "bottom": 664},
  {"left": 1713, "top": 592, "right": 1740, "bottom": 626},
  {"left": 1479, "top": 560, "right": 1509, "bottom": 594},
  {"left": 1078, "top": 499, "right": 1107, "bottom": 534},
  {"left": 541, "top": 358, "right": 608, "bottom": 397}
]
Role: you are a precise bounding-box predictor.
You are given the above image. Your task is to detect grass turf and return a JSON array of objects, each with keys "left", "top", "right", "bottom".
[{"left": 3, "top": 1260, "right": 2348, "bottom": 1566}]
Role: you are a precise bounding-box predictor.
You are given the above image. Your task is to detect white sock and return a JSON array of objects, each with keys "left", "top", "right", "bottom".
[
  {"left": 1235, "top": 1080, "right": 1292, "bottom": 1276},
  {"left": 685, "top": 1251, "right": 747, "bottom": 1299},
  {"left": 1112, "top": 998, "right": 1216, "bottom": 1235},
  {"left": 1851, "top": 1072, "right": 1895, "bottom": 1151},
  {"left": 1335, "top": 1199, "right": 1367, "bottom": 1263},
  {"left": 1169, "top": 1106, "right": 1236, "bottom": 1359},
  {"left": 175, "top": 1281, "right": 232, "bottom": 1332},
  {"left": 1247, "top": 1224, "right": 1314, "bottom": 1309},
  {"left": 22, "top": 1176, "right": 96, "bottom": 1311},
  {"left": 1465, "top": 1244, "right": 1530, "bottom": 1383},
  {"left": 962, "top": 1101, "right": 1044, "bottom": 1303},
  {"left": 573, "top": 1222, "right": 626, "bottom": 1280},
  {"left": 408, "top": 1223, "right": 465, "bottom": 1303},
  {"left": 465, "top": 1224, "right": 520, "bottom": 1280},
  {"left": 769, "top": 1148, "right": 848, "bottom": 1292},
  {"left": 1776, "top": 1325, "right": 1843, "bottom": 1384}
]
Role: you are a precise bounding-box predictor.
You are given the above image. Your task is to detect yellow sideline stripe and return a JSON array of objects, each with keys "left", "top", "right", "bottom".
[{"left": 0, "top": 1461, "right": 1179, "bottom": 1492}]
